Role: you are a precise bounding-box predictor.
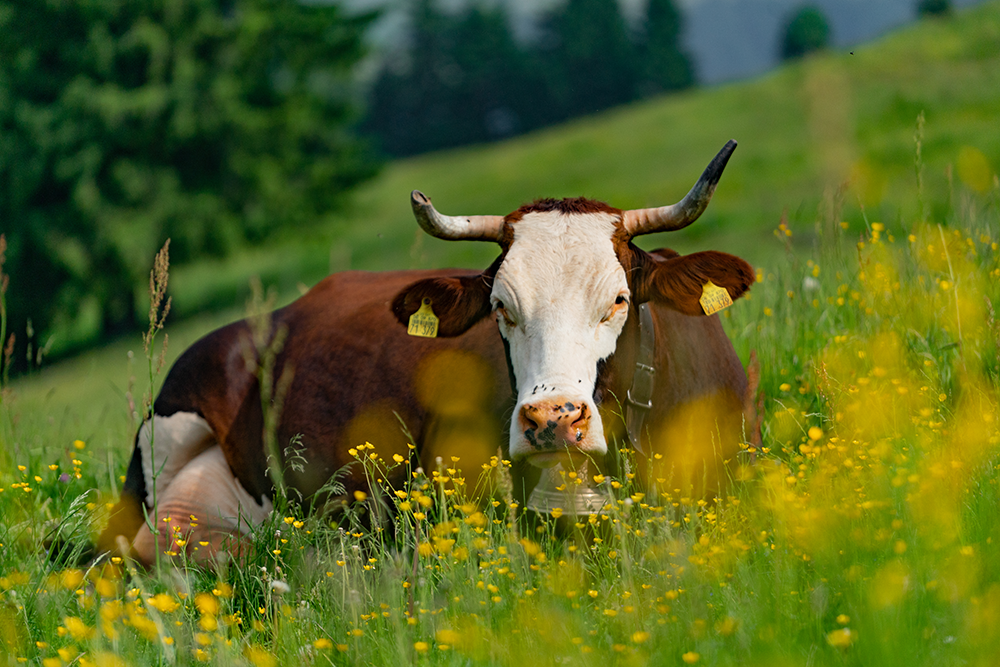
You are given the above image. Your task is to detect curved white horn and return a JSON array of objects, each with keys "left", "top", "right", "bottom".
[
  {"left": 410, "top": 190, "right": 505, "bottom": 242},
  {"left": 622, "top": 140, "right": 737, "bottom": 237}
]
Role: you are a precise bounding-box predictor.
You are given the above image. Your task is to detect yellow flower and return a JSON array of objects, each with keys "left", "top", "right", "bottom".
[
  {"left": 354, "top": 490, "right": 368, "bottom": 502},
  {"left": 63, "top": 616, "right": 95, "bottom": 641},
  {"left": 314, "top": 638, "right": 333, "bottom": 650},
  {"left": 245, "top": 646, "right": 277, "bottom": 667},
  {"left": 826, "top": 627, "right": 854, "bottom": 648},
  {"left": 213, "top": 582, "right": 233, "bottom": 597},
  {"left": 195, "top": 592, "right": 220, "bottom": 616},
  {"left": 73, "top": 440, "right": 86, "bottom": 450},
  {"left": 147, "top": 593, "right": 180, "bottom": 613},
  {"left": 393, "top": 454, "right": 405, "bottom": 464},
  {"left": 414, "top": 641, "right": 430, "bottom": 653},
  {"left": 632, "top": 631, "right": 651, "bottom": 644},
  {"left": 60, "top": 569, "right": 85, "bottom": 590},
  {"left": 808, "top": 427, "right": 823, "bottom": 441},
  {"left": 682, "top": 652, "right": 700, "bottom": 664},
  {"left": 436, "top": 629, "right": 461, "bottom": 645}
]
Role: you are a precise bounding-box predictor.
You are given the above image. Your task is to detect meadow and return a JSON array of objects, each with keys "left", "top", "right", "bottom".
[{"left": 3, "top": 3, "right": 1000, "bottom": 666}]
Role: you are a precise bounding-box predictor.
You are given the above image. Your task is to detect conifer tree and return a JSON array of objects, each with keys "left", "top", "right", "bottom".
[
  {"left": 638, "top": 0, "right": 696, "bottom": 94},
  {"left": 0, "top": 0, "right": 377, "bottom": 362}
]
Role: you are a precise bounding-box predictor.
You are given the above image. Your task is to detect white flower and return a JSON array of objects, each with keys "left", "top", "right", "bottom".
[{"left": 270, "top": 580, "right": 291, "bottom": 595}]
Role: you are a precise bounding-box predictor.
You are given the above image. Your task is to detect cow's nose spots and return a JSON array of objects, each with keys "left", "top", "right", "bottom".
[{"left": 518, "top": 400, "right": 591, "bottom": 449}]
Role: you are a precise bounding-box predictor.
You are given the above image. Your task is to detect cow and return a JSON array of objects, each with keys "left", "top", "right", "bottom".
[{"left": 97, "top": 140, "right": 758, "bottom": 565}]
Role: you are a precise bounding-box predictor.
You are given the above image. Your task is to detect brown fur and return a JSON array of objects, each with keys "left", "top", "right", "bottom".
[{"left": 504, "top": 197, "right": 622, "bottom": 224}]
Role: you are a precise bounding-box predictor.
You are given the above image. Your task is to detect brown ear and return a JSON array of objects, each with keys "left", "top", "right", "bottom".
[
  {"left": 392, "top": 272, "right": 495, "bottom": 337},
  {"left": 636, "top": 250, "right": 755, "bottom": 316}
]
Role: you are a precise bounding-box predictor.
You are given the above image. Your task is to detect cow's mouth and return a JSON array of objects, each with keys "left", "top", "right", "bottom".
[{"left": 522, "top": 449, "right": 593, "bottom": 469}]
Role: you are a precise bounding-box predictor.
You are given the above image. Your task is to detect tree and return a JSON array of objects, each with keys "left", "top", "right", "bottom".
[
  {"left": 780, "top": 5, "right": 831, "bottom": 60},
  {"left": 0, "top": 0, "right": 378, "bottom": 366},
  {"left": 364, "top": 0, "right": 536, "bottom": 156},
  {"left": 917, "top": 0, "right": 952, "bottom": 17},
  {"left": 637, "top": 0, "right": 696, "bottom": 95},
  {"left": 539, "top": 0, "right": 639, "bottom": 120}
]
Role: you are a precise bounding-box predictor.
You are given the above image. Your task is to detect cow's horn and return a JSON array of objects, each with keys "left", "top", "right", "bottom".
[
  {"left": 411, "top": 191, "right": 505, "bottom": 242},
  {"left": 622, "top": 140, "right": 737, "bottom": 237}
]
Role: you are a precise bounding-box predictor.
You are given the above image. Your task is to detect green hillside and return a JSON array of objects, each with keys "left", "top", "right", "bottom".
[
  {"left": 10, "top": 0, "right": 1000, "bottom": 435},
  {"left": 169, "top": 0, "right": 1000, "bottom": 307}
]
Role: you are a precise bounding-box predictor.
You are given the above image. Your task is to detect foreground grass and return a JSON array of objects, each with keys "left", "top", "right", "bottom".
[{"left": 2, "top": 156, "right": 999, "bottom": 667}]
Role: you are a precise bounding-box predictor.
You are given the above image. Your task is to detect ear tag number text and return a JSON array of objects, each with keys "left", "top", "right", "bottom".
[
  {"left": 408, "top": 298, "right": 439, "bottom": 338},
  {"left": 699, "top": 281, "right": 733, "bottom": 316}
]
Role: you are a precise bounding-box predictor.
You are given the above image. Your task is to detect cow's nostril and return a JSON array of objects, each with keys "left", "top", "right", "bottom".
[
  {"left": 571, "top": 403, "right": 589, "bottom": 426},
  {"left": 519, "top": 405, "right": 540, "bottom": 431}
]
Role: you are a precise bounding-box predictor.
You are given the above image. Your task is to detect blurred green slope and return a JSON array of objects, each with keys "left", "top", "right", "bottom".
[{"left": 11, "top": 0, "right": 1000, "bottom": 437}]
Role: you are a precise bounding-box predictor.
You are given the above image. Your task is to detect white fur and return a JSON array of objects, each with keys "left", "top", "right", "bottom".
[
  {"left": 158, "top": 444, "right": 274, "bottom": 530},
  {"left": 493, "top": 210, "right": 630, "bottom": 461},
  {"left": 130, "top": 445, "right": 273, "bottom": 563},
  {"left": 138, "top": 412, "right": 215, "bottom": 506}
]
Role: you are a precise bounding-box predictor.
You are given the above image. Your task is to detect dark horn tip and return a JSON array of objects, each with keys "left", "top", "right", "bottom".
[{"left": 701, "top": 140, "right": 738, "bottom": 187}]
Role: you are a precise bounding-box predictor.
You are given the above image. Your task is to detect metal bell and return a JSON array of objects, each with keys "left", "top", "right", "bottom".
[{"left": 526, "top": 461, "right": 610, "bottom": 515}]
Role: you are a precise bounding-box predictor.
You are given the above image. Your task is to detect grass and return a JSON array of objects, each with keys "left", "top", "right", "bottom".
[{"left": 2, "top": 3, "right": 1000, "bottom": 666}]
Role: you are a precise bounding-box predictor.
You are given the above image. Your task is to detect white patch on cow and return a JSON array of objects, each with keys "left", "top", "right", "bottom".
[
  {"left": 493, "top": 209, "right": 630, "bottom": 462},
  {"left": 138, "top": 412, "right": 215, "bottom": 506},
  {"left": 166, "top": 445, "right": 274, "bottom": 530},
  {"left": 130, "top": 445, "right": 273, "bottom": 564}
]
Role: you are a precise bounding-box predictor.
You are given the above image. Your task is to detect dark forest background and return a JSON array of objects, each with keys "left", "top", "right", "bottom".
[{"left": 363, "top": 0, "right": 693, "bottom": 157}]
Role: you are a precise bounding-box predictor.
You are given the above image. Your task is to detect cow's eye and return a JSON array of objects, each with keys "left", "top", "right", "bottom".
[
  {"left": 494, "top": 302, "right": 516, "bottom": 327},
  {"left": 601, "top": 294, "right": 629, "bottom": 323}
]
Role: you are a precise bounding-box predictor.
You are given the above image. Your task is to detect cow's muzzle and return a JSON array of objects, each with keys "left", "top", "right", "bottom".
[{"left": 512, "top": 396, "right": 606, "bottom": 467}]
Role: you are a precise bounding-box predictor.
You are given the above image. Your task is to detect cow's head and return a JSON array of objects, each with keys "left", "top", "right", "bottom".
[{"left": 393, "top": 141, "right": 754, "bottom": 467}]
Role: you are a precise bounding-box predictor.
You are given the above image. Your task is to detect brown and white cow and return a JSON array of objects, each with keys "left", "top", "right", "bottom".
[{"left": 98, "top": 141, "right": 757, "bottom": 564}]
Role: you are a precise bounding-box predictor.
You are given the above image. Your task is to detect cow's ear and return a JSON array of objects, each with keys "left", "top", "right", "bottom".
[
  {"left": 392, "top": 272, "right": 494, "bottom": 337},
  {"left": 637, "top": 250, "right": 755, "bottom": 316}
]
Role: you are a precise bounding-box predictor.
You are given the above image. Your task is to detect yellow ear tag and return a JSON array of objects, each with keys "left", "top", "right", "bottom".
[
  {"left": 407, "top": 298, "right": 439, "bottom": 338},
  {"left": 699, "top": 281, "right": 733, "bottom": 315}
]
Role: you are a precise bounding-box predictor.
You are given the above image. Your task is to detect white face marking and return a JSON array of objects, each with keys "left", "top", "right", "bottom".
[{"left": 492, "top": 210, "right": 630, "bottom": 463}]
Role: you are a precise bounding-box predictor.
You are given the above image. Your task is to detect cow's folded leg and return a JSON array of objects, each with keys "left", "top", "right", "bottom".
[{"left": 130, "top": 445, "right": 272, "bottom": 565}]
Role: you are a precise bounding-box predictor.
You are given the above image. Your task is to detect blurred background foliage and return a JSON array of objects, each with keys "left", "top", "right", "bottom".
[
  {"left": 362, "top": 0, "right": 693, "bottom": 156},
  {"left": 0, "top": 0, "right": 379, "bottom": 369}
]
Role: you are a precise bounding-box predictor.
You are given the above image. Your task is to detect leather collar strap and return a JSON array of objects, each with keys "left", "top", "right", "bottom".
[{"left": 625, "top": 302, "right": 656, "bottom": 455}]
